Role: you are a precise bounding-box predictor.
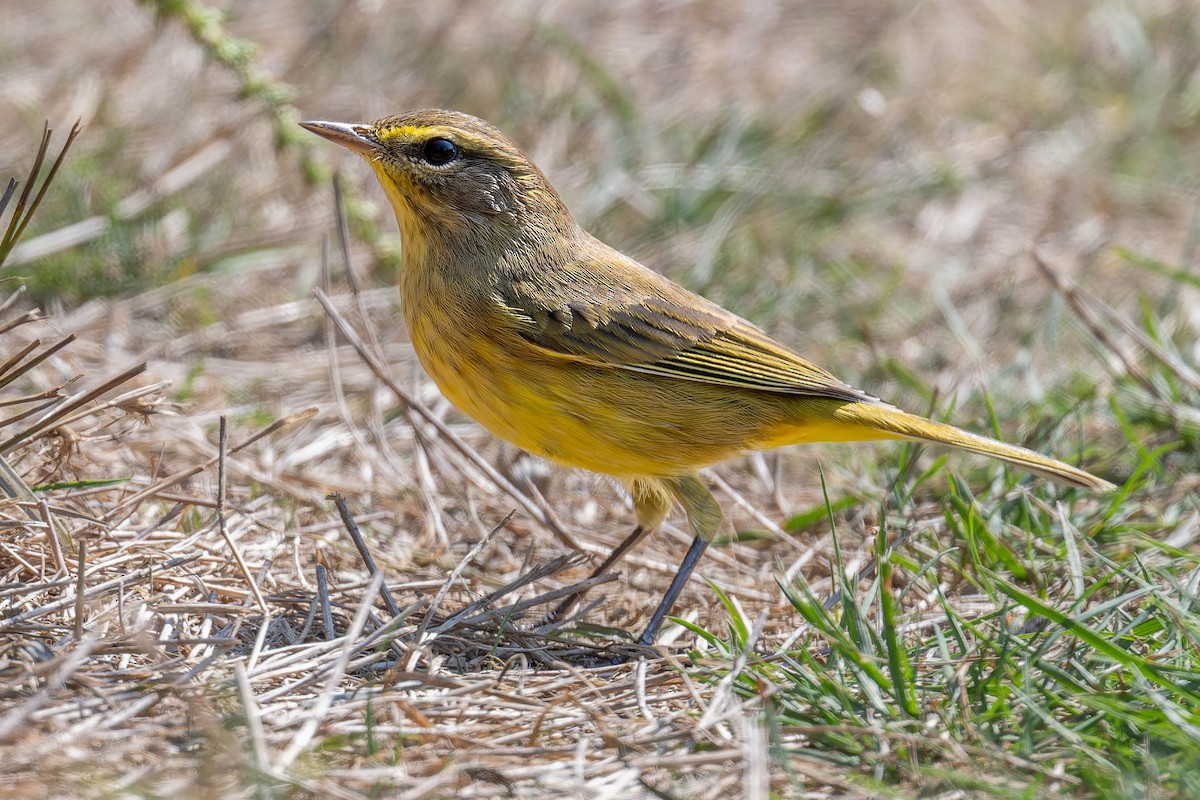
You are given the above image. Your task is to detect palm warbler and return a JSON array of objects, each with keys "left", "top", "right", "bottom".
[{"left": 301, "top": 110, "right": 1113, "bottom": 645}]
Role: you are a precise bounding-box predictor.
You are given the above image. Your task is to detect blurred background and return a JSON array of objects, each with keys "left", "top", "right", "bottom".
[{"left": 6, "top": 0, "right": 1195, "bottom": 371}]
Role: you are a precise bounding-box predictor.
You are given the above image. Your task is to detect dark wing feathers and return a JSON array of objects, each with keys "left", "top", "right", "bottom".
[{"left": 499, "top": 262, "right": 875, "bottom": 404}]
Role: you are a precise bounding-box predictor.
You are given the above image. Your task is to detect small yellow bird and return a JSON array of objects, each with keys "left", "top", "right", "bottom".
[{"left": 301, "top": 110, "right": 1113, "bottom": 645}]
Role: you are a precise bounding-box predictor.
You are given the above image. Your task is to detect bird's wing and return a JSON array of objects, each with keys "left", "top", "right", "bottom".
[{"left": 495, "top": 255, "right": 877, "bottom": 404}]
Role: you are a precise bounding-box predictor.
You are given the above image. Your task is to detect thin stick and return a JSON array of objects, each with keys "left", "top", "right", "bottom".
[
  {"left": 0, "top": 123, "right": 51, "bottom": 257},
  {"left": 0, "top": 362, "right": 147, "bottom": 453},
  {"left": 415, "top": 511, "right": 515, "bottom": 646},
  {"left": 1034, "top": 250, "right": 1200, "bottom": 393},
  {"left": 215, "top": 417, "right": 269, "bottom": 616},
  {"left": 0, "top": 309, "right": 43, "bottom": 339},
  {"left": 331, "top": 173, "right": 385, "bottom": 361},
  {"left": 105, "top": 407, "right": 318, "bottom": 521},
  {"left": 218, "top": 415, "right": 228, "bottom": 521},
  {"left": 329, "top": 492, "right": 400, "bottom": 617},
  {"left": 316, "top": 564, "right": 334, "bottom": 640},
  {"left": 0, "top": 334, "right": 76, "bottom": 391},
  {"left": 0, "top": 454, "right": 35, "bottom": 510},
  {"left": 1032, "top": 250, "right": 1159, "bottom": 398},
  {"left": 234, "top": 661, "right": 270, "bottom": 777},
  {"left": 73, "top": 539, "right": 87, "bottom": 641},
  {"left": 277, "top": 570, "right": 385, "bottom": 769},
  {"left": 41, "top": 380, "right": 166, "bottom": 431},
  {"left": 457, "top": 572, "right": 619, "bottom": 630},
  {"left": 40, "top": 498, "right": 67, "bottom": 576},
  {"left": 8, "top": 120, "right": 84, "bottom": 250},
  {"left": 436, "top": 550, "right": 592, "bottom": 633},
  {"left": 331, "top": 174, "right": 359, "bottom": 293},
  {"left": 0, "top": 340, "right": 41, "bottom": 383}
]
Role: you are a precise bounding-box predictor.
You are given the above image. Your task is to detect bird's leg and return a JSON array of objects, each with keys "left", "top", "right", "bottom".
[
  {"left": 635, "top": 474, "right": 723, "bottom": 646},
  {"left": 542, "top": 524, "right": 652, "bottom": 624},
  {"left": 637, "top": 534, "right": 710, "bottom": 645}
]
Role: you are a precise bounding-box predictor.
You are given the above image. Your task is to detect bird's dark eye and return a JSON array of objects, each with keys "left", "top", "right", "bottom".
[{"left": 421, "top": 137, "right": 458, "bottom": 166}]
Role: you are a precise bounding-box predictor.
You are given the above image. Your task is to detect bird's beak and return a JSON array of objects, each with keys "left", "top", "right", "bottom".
[{"left": 299, "top": 120, "right": 381, "bottom": 156}]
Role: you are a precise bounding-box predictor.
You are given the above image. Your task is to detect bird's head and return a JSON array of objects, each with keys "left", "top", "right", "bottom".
[{"left": 301, "top": 109, "right": 574, "bottom": 254}]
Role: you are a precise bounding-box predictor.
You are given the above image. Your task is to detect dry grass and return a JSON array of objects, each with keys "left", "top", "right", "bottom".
[
  {"left": 0, "top": 264, "right": 892, "bottom": 799},
  {"left": 2, "top": 0, "right": 1198, "bottom": 797}
]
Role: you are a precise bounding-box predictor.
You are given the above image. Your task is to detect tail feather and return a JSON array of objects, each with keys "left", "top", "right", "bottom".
[{"left": 835, "top": 403, "right": 1114, "bottom": 491}]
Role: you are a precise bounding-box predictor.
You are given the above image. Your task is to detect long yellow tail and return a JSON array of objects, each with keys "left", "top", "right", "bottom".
[{"left": 832, "top": 402, "right": 1114, "bottom": 491}]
